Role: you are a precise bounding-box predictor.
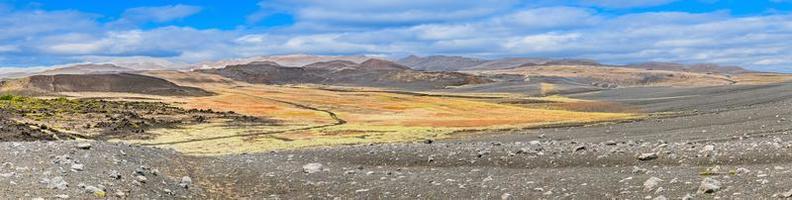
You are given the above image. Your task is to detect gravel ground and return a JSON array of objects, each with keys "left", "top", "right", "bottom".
[{"left": 1, "top": 82, "right": 791, "bottom": 199}]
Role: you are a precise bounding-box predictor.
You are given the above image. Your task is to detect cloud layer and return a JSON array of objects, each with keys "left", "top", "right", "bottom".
[{"left": 1, "top": 1, "right": 792, "bottom": 72}]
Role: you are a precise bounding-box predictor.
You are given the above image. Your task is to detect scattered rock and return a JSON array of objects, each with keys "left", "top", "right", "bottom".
[
  {"left": 109, "top": 170, "right": 121, "bottom": 180},
  {"left": 643, "top": 177, "right": 663, "bottom": 191},
  {"left": 179, "top": 176, "right": 193, "bottom": 189},
  {"left": 303, "top": 163, "right": 325, "bottom": 174},
  {"left": 76, "top": 142, "right": 92, "bottom": 150},
  {"left": 698, "top": 177, "right": 722, "bottom": 194},
  {"left": 70, "top": 163, "right": 84, "bottom": 171},
  {"left": 638, "top": 153, "right": 658, "bottom": 161},
  {"left": 136, "top": 175, "right": 148, "bottom": 183},
  {"left": 781, "top": 189, "right": 792, "bottom": 198},
  {"left": 45, "top": 176, "right": 68, "bottom": 190},
  {"left": 574, "top": 145, "right": 586, "bottom": 152}
]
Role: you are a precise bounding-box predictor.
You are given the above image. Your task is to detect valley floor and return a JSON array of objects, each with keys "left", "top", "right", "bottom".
[{"left": 1, "top": 81, "right": 792, "bottom": 199}]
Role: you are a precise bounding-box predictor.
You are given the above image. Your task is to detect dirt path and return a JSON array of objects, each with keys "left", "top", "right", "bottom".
[{"left": 141, "top": 92, "right": 346, "bottom": 146}]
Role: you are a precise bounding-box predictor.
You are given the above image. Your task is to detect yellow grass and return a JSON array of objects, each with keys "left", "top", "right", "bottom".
[{"left": 104, "top": 71, "right": 643, "bottom": 155}]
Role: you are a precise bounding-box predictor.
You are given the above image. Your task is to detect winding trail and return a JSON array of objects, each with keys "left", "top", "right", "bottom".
[{"left": 141, "top": 91, "right": 346, "bottom": 146}]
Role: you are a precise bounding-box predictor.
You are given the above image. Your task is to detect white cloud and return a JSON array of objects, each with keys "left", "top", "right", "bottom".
[
  {"left": 253, "top": 0, "right": 517, "bottom": 27},
  {"left": 3, "top": 1, "right": 792, "bottom": 73}
]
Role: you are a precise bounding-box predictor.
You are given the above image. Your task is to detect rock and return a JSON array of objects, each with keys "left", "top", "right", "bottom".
[
  {"left": 529, "top": 140, "right": 541, "bottom": 145},
  {"left": 46, "top": 176, "right": 68, "bottom": 190},
  {"left": 574, "top": 145, "right": 586, "bottom": 152},
  {"left": 652, "top": 196, "right": 667, "bottom": 200},
  {"left": 76, "top": 142, "right": 92, "bottom": 150},
  {"left": 632, "top": 166, "right": 648, "bottom": 174},
  {"left": 736, "top": 168, "right": 751, "bottom": 175},
  {"left": 501, "top": 193, "right": 512, "bottom": 200},
  {"left": 638, "top": 153, "right": 658, "bottom": 161},
  {"left": 54, "top": 194, "right": 69, "bottom": 199},
  {"left": 303, "top": 163, "right": 324, "bottom": 174},
  {"left": 697, "top": 177, "right": 722, "bottom": 194},
  {"left": 643, "top": 177, "right": 663, "bottom": 191},
  {"left": 71, "top": 163, "right": 84, "bottom": 171},
  {"left": 84, "top": 185, "right": 106, "bottom": 197},
  {"left": 135, "top": 165, "right": 149, "bottom": 175},
  {"left": 781, "top": 189, "right": 792, "bottom": 198},
  {"left": 136, "top": 175, "right": 148, "bottom": 183},
  {"left": 109, "top": 170, "right": 121, "bottom": 180},
  {"left": 179, "top": 176, "right": 192, "bottom": 189},
  {"left": 605, "top": 140, "right": 618, "bottom": 145},
  {"left": 682, "top": 194, "right": 694, "bottom": 200},
  {"left": 702, "top": 144, "right": 715, "bottom": 152}
]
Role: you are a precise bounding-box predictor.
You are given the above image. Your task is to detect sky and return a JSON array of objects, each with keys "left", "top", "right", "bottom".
[{"left": 1, "top": 0, "right": 792, "bottom": 72}]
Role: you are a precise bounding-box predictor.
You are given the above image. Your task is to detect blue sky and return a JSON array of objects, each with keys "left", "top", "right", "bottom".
[{"left": 1, "top": 0, "right": 792, "bottom": 72}]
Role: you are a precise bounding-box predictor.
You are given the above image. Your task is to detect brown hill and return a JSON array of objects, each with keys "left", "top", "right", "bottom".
[
  {"left": 38, "top": 64, "right": 134, "bottom": 75},
  {"left": 198, "top": 59, "right": 491, "bottom": 90},
  {"left": 397, "top": 55, "right": 488, "bottom": 71},
  {"left": 0, "top": 73, "right": 213, "bottom": 96}
]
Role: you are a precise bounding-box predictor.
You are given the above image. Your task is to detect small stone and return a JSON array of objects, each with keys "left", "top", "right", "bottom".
[
  {"left": 643, "top": 177, "right": 663, "bottom": 191},
  {"left": 652, "top": 196, "right": 667, "bottom": 200},
  {"left": 46, "top": 177, "right": 68, "bottom": 190},
  {"left": 109, "top": 170, "right": 121, "bottom": 180},
  {"left": 114, "top": 191, "right": 126, "bottom": 197},
  {"left": 84, "top": 185, "right": 105, "bottom": 197},
  {"left": 605, "top": 140, "right": 618, "bottom": 145},
  {"left": 501, "top": 193, "right": 512, "bottom": 200},
  {"left": 179, "top": 176, "right": 192, "bottom": 189},
  {"left": 781, "top": 189, "right": 792, "bottom": 198},
  {"left": 355, "top": 189, "right": 370, "bottom": 193},
  {"left": 136, "top": 175, "right": 148, "bottom": 183},
  {"left": 632, "top": 166, "right": 648, "bottom": 174},
  {"left": 638, "top": 153, "right": 658, "bottom": 161},
  {"left": 701, "top": 145, "right": 715, "bottom": 152},
  {"left": 303, "top": 163, "right": 325, "bottom": 174},
  {"left": 76, "top": 143, "right": 92, "bottom": 150},
  {"left": 54, "top": 194, "right": 70, "bottom": 199},
  {"left": 574, "top": 145, "right": 586, "bottom": 152},
  {"left": 70, "top": 164, "right": 84, "bottom": 171},
  {"left": 698, "top": 177, "right": 722, "bottom": 194}
]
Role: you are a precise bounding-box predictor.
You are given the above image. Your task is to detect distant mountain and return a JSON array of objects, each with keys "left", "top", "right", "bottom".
[
  {"left": 198, "top": 59, "right": 490, "bottom": 90},
  {"left": 196, "top": 54, "right": 372, "bottom": 69},
  {"left": 625, "top": 62, "right": 751, "bottom": 74},
  {"left": 38, "top": 64, "right": 133, "bottom": 75},
  {"left": 396, "top": 55, "right": 488, "bottom": 71},
  {"left": 0, "top": 73, "right": 213, "bottom": 96}
]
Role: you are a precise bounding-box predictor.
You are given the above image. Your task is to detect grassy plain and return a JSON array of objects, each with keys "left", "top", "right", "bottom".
[{"left": 98, "top": 71, "right": 643, "bottom": 155}]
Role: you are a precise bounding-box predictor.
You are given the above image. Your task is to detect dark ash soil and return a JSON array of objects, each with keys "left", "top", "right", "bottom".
[{"left": 1, "top": 82, "right": 792, "bottom": 199}]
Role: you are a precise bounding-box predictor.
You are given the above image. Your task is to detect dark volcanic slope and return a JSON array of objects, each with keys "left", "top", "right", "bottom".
[
  {"left": 199, "top": 59, "right": 491, "bottom": 90},
  {"left": 6, "top": 73, "right": 213, "bottom": 96},
  {"left": 397, "top": 55, "right": 488, "bottom": 71}
]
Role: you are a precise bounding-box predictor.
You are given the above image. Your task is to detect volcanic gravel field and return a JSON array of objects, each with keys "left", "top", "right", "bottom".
[{"left": 2, "top": 82, "right": 792, "bottom": 199}]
